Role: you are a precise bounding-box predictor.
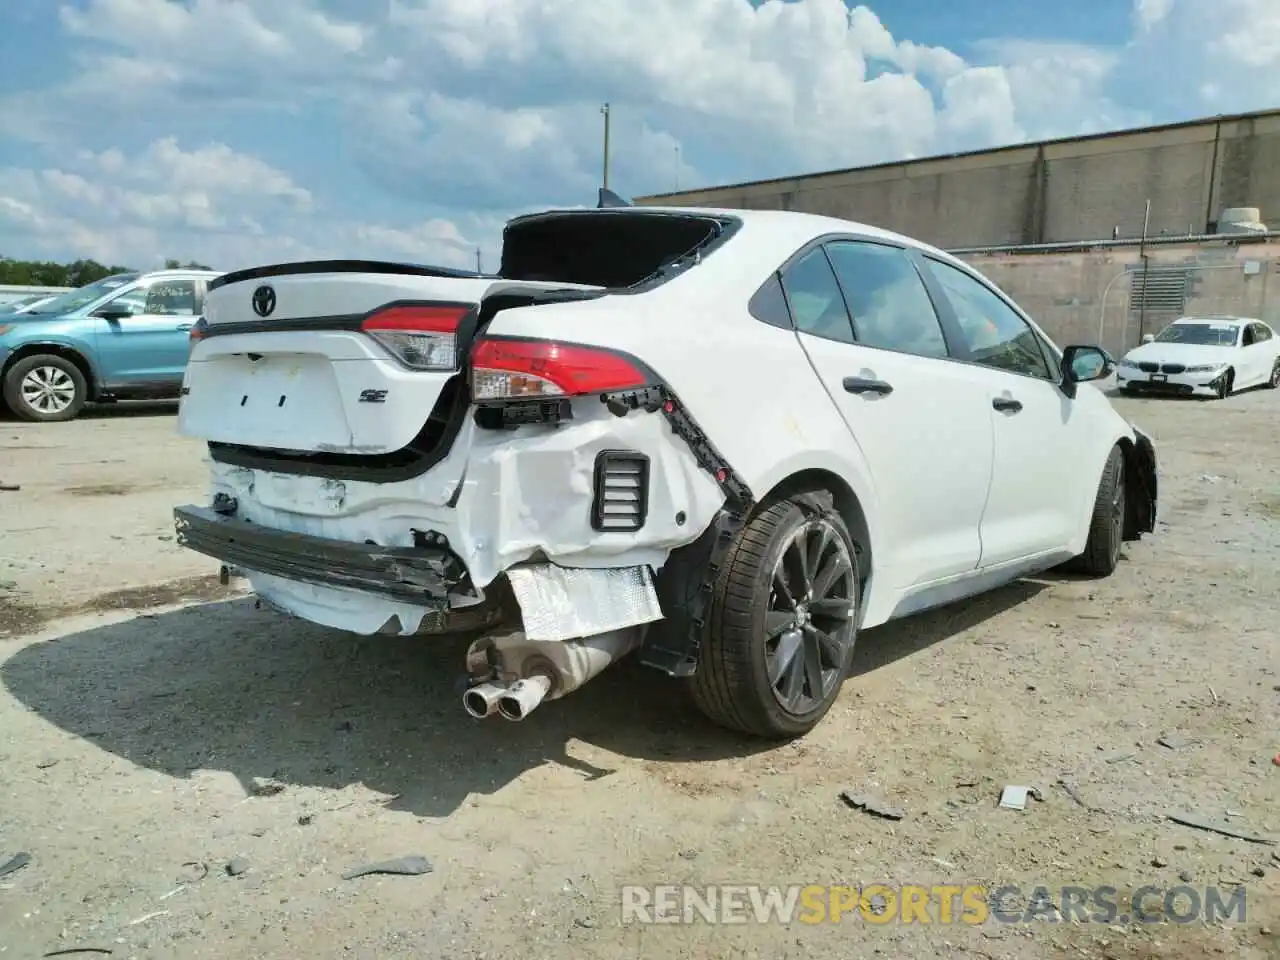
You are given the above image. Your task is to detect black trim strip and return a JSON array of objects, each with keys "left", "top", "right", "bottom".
[
  {"left": 174, "top": 504, "right": 470, "bottom": 602},
  {"left": 209, "top": 259, "right": 489, "bottom": 292},
  {"left": 198, "top": 298, "right": 478, "bottom": 347}
]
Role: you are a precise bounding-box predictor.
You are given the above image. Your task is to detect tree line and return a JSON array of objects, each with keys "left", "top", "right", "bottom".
[{"left": 0, "top": 257, "right": 214, "bottom": 287}]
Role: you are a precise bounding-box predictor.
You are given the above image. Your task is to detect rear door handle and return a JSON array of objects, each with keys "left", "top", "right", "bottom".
[
  {"left": 176, "top": 322, "right": 194, "bottom": 331},
  {"left": 992, "top": 396, "right": 1023, "bottom": 413},
  {"left": 843, "top": 376, "right": 893, "bottom": 396}
]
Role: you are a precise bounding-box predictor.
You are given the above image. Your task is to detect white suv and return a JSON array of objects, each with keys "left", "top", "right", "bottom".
[{"left": 174, "top": 206, "right": 1157, "bottom": 738}]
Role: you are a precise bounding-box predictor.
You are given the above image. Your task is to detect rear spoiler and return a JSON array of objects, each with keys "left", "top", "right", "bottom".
[{"left": 208, "top": 259, "right": 490, "bottom": 292}]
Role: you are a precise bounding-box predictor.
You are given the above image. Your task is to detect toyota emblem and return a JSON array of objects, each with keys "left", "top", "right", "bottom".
[{"left": 251, "top": 285, "right": 276, "bottom": 317}]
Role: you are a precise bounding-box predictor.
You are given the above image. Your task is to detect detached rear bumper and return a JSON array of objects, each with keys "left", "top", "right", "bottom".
[{"left": 173, "top": 504, "right": 468, "bottom": 605}]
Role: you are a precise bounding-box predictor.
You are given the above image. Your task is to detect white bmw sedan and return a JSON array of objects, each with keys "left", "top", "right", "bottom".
[{"left": 1116, "top": 316, "right": 1280, "bottom": 398}]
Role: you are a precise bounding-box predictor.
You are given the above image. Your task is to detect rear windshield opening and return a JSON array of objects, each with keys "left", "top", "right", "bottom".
[{"left": 499, "top": 211, "right": 729, "bottom": 288}]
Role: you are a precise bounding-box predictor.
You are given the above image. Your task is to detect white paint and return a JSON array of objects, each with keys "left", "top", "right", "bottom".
[{"left": 177, "top": 206, "right": 1154, "bottom": 639}]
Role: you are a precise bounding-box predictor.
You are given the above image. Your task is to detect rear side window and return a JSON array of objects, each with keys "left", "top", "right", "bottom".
[
  {"left": 823, "top": 241, "right": 949, "bottom": 359},
  {"left": 779, "top": 248, "right": 854, "bottom": 343}
]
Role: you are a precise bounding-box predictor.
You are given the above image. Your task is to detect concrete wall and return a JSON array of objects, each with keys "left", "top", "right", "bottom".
[
  {"left": 955, "top": 239, "right": 1280, "bottom": 357},
  {"left": 638, "top": 111, "right": 1280, "bottom": 250}
]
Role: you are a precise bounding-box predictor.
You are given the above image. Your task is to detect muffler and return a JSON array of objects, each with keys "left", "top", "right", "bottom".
[{"left": 461, "top": 626, "right": 643, "bottom": 722}]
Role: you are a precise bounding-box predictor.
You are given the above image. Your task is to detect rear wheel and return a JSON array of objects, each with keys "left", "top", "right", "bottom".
[
  {"left": 2, "top": 353, "right": 89, "bottom": 422},
  {"left": 689, "top": 491, "right": 860, "bottom": 739},
  {"left": 1265, "top": 359, "right": 1280, "bottom": 389},
  {"left": 1063, "top": 444, "right": 1125, "bottom": 577}
]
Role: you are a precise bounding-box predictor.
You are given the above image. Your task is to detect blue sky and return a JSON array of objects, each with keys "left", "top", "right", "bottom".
[{"left": 0, "top": 0, "right": 1275, "bottom": 271}]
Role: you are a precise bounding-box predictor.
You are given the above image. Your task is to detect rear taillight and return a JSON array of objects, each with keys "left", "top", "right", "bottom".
[
  {"left": 362, "top": 303, "right": 470, "bottom": 371},
  {"left": 189, "top": 317, "right": 208, "bottom": 344},
  {"left": 470, "top": 337, "right": 652, "bottom": 401}
]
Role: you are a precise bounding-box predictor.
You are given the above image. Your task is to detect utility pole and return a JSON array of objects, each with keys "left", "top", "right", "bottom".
[
  {"left": 475, "top": 246, "right": 482, "bottom": 274},
  {"left": 600, "top": 102, "right": 611, "bottom": 190}
]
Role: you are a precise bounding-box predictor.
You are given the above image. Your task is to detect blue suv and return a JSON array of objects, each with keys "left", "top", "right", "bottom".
[{"left": 0, "top": 268, "right": 220, "bottom": 422}]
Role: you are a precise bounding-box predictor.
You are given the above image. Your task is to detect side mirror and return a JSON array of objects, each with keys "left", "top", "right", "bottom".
[
  {"left": 93, "top": 307, "right": 134, "bottom": 320},
  {"left": 1060, "top": 345, "right": 1114, "bottom": 399},
  {"left": 1141, "top": 333, "right": 1155, "bottom": 344}
]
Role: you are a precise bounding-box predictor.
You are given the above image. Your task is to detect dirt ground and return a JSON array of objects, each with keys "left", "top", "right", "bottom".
[{"left": 0, "top": 390, "right": 1277, "bottom": 960}]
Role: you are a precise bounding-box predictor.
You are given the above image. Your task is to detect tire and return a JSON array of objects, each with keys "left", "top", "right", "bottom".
[
  {"left": 2, "top": 353, "right": 89, "bottom": 422},
  {"left": 1215, "top": 368, "right": 1234, "bottom": 400},
  {"left": 1265, "top": 359, "right": 1280, "bottom": 390},
  {"left": 689, "top": 490, "right": 861, "bottom": 739},
  {"left": 1063, "top": 444, "right": 1126, "bottom": 577}
]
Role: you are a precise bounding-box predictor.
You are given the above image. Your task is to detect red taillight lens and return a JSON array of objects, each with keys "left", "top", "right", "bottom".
[
  {"left": 189, "top": 317, "right": 208, "bottom": 344},
  {"left": 362, "top": 303, "right": 470, "bottom": 371},
  {"left": 470, "top": 337, "right": 651, "bottom": 401}
]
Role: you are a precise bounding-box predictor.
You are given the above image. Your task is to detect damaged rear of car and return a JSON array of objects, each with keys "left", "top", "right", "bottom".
[{"left": 175, "top": 208, "right": 747, "bottom": 724}]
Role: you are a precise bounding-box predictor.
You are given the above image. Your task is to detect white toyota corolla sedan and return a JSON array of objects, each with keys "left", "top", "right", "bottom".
[
  {"left": 173, "top": 204, "right": 1159, "bottom": 739},
  {"left": 1116, "top": 315, "right": 1280, "bottom": 398}
]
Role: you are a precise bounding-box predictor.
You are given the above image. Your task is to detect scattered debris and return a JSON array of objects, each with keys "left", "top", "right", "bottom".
[
  {"left": 1105, "top": 753, "right": 1137, "bottom": 765},
  {"left": 677, "top": 849, "right": 698, "bottom": 860},
  {"left": 176, "top": 861, "right": 208, "bottom": 884},
  {"left": 1157, "top": 734, "right": 1199, "bottom": 750},
  {"left": 1057, "top": 778, "right": 1090, "bottom": 809},
  {"left": 839, "top": 789, "right": 905, "bottom": 820},
  {"left": 999, "top": 786, "right": 1042, "bottom": 811},
  {"left": 297, "top": 813, "right": 315, "bottom": 826},
  {"left": 932, "top": 858, "right": 955, "bottom": 869},
  {"left": 1272, "top": 753, "right": 1280, "bottom": 768},
  {"left": 1252, "top": 866, "right": 1266, "bottom": 878},
  {"left": 1209, "top": 686, "right": 1219, "bottom": 704},
  {"left": 341, "top": 855, "right": 433, "bottom": 880},
  {"left": 0, "top": 851, "right": 32, "bottom": 878},
  {"left": 1167, "top": 812, "right": 1277, "bottom": 845},
  {"left": 35, "top": 758, "right": 59, "bottom": 769},
  {"left": 225, "top": 857, "right": 250, "bottom": 877},
  {"left": 573, "top": 917, "right": 598, "bottom": 929},
  {"left": 42, "top": 950, "right": 113, "bottom": 957},
  {"left": 127, "top": 910, "right": 170, "bottom": 926},
  {"left": 1152, "top": 856, "right": 1168, "bottom": 868},
  {"left": 955, "top": 778, "right": 980, "bottom": 788},
  {"left": 0, "top": 483, "right": 20, "bottom": 493},
  {"left": 249, "top": 777, "right": 286, "bottom": 797},
  {"left": 1179, "top": 870, "right": 1193, "bottom": 882}
]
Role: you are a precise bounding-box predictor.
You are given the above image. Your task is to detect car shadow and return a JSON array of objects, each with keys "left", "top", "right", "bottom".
[
  {"left": 2, "top": 580, "right": 1043, "bottom": 818},
  {"left": 82, "top": 400, "right": 179, "bottom": 419}
]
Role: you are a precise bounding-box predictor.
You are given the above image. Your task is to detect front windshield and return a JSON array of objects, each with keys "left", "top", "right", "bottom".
[
  {"left": 23, "top": 274, "right": 140, "bottom": 315},
  {"left": 1154, "top": 322, "right": 1239, "bottom": 346}
]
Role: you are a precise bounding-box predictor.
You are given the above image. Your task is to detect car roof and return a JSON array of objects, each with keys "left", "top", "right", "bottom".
[
  {"left": 137, "top": 268, "right": 222, "bottom": 279},
  {"left": 1173, "top": 315, "right": 1252, "bottom": 325}
]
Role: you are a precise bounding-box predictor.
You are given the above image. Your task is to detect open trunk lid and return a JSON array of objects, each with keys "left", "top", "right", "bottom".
[{"left": 178, "top": 261, "right": 603, "bottom": 462}]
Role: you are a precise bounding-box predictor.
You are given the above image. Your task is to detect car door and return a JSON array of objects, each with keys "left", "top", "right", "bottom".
[
  {"left": 779, "top": 239, "right": 995, "bottom": 591},
  {"left": 93, "top": 277, "right": 201, "bottom": 392},
  {"left": 918, "top": 254, "right": 1090, "bottom": 567},
  {"left": 1241, "top": 322, "right": 1275, "bottom": 387},
  {"left": 1253, "top": 322, "right": 1280, "bottom": 383}
]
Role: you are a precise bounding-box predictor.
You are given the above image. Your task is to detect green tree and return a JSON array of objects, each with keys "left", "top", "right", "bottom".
[
  {"left": 0, "top": 256, "right": 134, "bottom": 287},
  {"left": 165, "top": 258, "right": 213, "bottom": 270}
]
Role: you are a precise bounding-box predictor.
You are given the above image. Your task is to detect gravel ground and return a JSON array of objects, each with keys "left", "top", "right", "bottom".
[{"left": 0, "top": 389, "right": 1277, "bottom": 960}]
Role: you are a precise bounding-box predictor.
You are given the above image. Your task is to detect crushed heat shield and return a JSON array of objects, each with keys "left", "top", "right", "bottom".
[{"left": 505, "top": 564, "right": 664, "bottom": 642}]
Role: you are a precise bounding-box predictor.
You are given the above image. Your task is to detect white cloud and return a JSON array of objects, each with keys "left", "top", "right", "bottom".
[
  {"left": 0, "top": 138, "right": 499, "bottom": 271},
  {"left": 1, "top": 0, "right": 1279, "bottom": 268}
]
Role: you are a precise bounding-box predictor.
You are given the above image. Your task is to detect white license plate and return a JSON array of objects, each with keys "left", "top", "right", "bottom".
[{"left": 1150, "top": 374, "right": 1167, "bottom": 382}]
